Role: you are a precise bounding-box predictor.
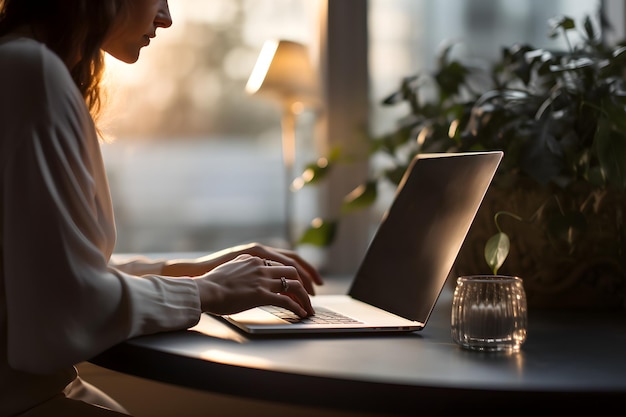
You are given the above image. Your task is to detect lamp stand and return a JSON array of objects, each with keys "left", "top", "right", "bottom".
[{"left": 281, "top": 105, "right": 297, "bottom": 248}]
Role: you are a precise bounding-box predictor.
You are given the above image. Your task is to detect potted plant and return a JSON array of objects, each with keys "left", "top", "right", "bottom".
[{"left": 299, "top": 15, "right": 626, "bottom": 310}]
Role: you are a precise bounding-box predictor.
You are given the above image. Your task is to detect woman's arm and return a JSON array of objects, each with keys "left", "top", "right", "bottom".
[{"left": 161, "top": 242, "right": 324, "bottom": 294}]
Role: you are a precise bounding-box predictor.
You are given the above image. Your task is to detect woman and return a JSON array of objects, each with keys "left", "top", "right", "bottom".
[{"left": 0, "top": 1, "right": 322, "bottom": 415}]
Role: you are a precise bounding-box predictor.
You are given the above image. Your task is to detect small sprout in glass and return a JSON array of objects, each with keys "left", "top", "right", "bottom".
[{"left": 484, "top": 211, "right": 523, "bottom": 275}]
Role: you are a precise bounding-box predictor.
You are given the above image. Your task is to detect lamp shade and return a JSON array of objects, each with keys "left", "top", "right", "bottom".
[{"left": 246, "top": 40, "right": 319, "bottom": 107}]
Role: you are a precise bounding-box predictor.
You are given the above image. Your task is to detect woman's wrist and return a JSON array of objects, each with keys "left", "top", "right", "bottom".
[{"left": 162, "top": 258, "right": 213, "bottom": 277}]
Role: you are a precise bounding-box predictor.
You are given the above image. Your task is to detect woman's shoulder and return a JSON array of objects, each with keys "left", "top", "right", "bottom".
[
  {"left": 1, "top": 36, "right": 55, "bottom": 64},
  {"left": 0, "top": 36, "right": 69, "bottom": 82},
  {"left": 0, "top": 36, "right": 91, "bottom": 156},
  {"left": 0, "top": 36, "right": 83, "bottom": 120}
]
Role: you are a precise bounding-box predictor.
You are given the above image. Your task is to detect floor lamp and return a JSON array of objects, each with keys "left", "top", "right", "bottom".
[{"left": 246, "top": 40, "right": 320, "bottom": 248}]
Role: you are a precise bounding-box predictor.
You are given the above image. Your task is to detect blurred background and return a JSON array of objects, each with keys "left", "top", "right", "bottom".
[{"left": 100, "top": 0, "right": 612, "bottom": 272}]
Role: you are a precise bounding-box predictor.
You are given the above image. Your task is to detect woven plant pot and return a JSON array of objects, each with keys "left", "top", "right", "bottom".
[{"left": 455, "top": 177, "right": 626, "bottom": 310}]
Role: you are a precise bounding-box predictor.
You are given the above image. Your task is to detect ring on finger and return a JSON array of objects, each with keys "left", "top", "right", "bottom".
[
  {"left": 280, "top": 276, "right": 289, "bottom": 292},
  {"left": 263, "top": 259, "right": 271, "bottom": 266}
]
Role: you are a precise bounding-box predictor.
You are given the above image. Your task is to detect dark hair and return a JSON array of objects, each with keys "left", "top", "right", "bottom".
[{"left": 0, "top": 0, "right": 126, "bottom": 116}]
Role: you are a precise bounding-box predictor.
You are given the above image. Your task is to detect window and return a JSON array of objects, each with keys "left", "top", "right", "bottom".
[{"left": 101, "top": 0, "right": 319, "bottom": 254}]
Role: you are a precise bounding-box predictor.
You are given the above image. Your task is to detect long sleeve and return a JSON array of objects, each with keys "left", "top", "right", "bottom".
[{"left": 0, "top": 38, "right": 201, "bottom": 380}]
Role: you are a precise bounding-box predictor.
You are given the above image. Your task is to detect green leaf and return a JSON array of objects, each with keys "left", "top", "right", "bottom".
[
  {"left": 437, "top": 42, "right": 456, "bottom": 68},
  {"left": 548, "top": 15, "right": 575, "bottom": 38},
  {"left": 484, "top": 232, "right": 511, "bottom": 275},
  {"left": 611, "top": 46, "right": 626, "bottom": 66},
  {"left": 341, "top": 181, "right": 377, "bottom": 213},
  {"left": 435, "top": 61, "right": 469, "bottom": 98},
  {"left": 293, "top": 148, "right": 342, "bottom": 189},
  {"left": 507, "top": 44, "right": 537, "bottom": 85},
  {"left": 520, "top": 133, "right": 564, "bottom": 185},
  {"left": 586, "top": 165, "right": 606, "bottom": 187},
  {"left": 549, "top": 57, "right": 594, "bottom": 73},
  {"left": 545, "top": 210, "right": 587, "bottom": 248},
  {"left": 297, "top": 159, "right": 332, "bottom": 186},
  {"left": 600, "top": 99, "right": 626, "bottom": 132},
  {"left": 298, "top": 219, "right": 337, "bottom": 247},
  {"left": 583, "top": 16, "right": 597, "bottom": 43},
  {"left": 595, "top": 118, "right": 626, "bottom": 190}
]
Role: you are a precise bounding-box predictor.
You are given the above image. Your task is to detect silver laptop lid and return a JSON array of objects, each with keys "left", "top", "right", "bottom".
[{"left": 348, "top": 151, "right": 503, "bottom": 324}]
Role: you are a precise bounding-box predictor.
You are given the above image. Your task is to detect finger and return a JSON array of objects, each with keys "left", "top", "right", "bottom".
[
  {"left": 241, "top": 246, "right": 323, "bottom": 294},
  {"left": 279, "top": 276, "right": 289, "bottom": 293},
  {"left": 261, "top": 264, "right": 296, "bottom": 282},
  {"left": 275, "top": 251, "right": 324, "bottom": 286},
  {"left": 266, "top": 294, "right": 310, "bottom": 317},
  {"left": 262, "top": 259, "right": 284, "bottom": 267},
  {"left": 266, "top": 266, "right": 316, "bottom": 305},
  {"left": 267, "top": 292, "right": 314, "bottom": 317},
  {"left": 271, "top": 277, "right": 315, "bottom": 316},
  {"left": 256, "top": 257, "right": 314, "bottom": 300},
  {"left": 263, "top": 254, "right": 320, "bottom": 295}
]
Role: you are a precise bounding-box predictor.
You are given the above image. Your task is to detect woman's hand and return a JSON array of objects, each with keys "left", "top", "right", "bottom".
[
  {"left": 162, "top": 242, "right": 323, "bottom": 295},
  {"left": 193, "top": 254, "right": 315, "bottom": 317}
]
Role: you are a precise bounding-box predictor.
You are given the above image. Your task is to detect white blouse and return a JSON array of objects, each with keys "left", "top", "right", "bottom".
[{"left": 0, "top": 36, "right": 201, "bottom": 416}]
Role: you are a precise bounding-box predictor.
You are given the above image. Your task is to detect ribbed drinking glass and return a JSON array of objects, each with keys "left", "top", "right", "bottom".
[{"left": 451, "top": 275, "right": 527, "bottom": 352}]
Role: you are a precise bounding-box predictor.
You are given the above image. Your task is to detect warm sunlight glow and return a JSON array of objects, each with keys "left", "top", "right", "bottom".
[
  {"left": 416, "top": 126, "right": 430, "bottom": 147},
  {"left": 448, "top": 119, "right": 459, "bottom": 138},
  {"left": 200, "top": 349, "right": 272, "bottom": 368},
  {"left": 311, "top": 217, "right": 323, "bottom": 228},
  {"left": 171, "top": 0, "right": 238, "bottom": 25},
  {"left": 290, "top": 176, "right": 305, "bottom": 191},
  {"left": 290, "top": 101, "right": 305, "bottom": 114},
  {"left": 104, "top": 54, "right": 145, "bottom": 86}
]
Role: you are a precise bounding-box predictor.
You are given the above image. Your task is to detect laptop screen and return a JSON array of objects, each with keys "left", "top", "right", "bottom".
[{"left": 348, "top": 151, "right": 502, "bottom": 323}]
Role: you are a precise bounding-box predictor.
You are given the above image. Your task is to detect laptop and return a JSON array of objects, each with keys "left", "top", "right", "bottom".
[{"left": 222, "top": 151, "right": 503, "bottom": 334}]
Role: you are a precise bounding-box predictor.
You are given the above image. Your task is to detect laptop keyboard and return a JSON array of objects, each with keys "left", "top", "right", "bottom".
[{"left": 260, "top": 305, "right": 363, "bottom": 324}]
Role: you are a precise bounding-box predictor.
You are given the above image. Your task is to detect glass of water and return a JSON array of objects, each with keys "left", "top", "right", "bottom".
[{"left": 451, "top": 275, "right": 527, "bottom": 352}]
